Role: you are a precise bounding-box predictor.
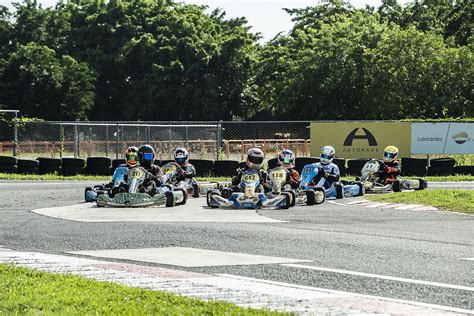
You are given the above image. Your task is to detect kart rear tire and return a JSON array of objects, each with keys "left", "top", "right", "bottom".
[
  {"left": 393, "top": 180, "right": 402, "bottom": 192},
  {"left": 313, "top": 187, "right": 326, "bottom": 204},
  {"left": 355, "top": 181, "right": 365, "bottom": 196},
  {"left": 175, "top": 188, "right": 188, "bottom": 206},
  {"left": 165, "top": 191, "right": 175, "bottom": 207},
  {"left": 415, "top": 179, "right": 427, "bottom": 190},
  {"left": 207, "top": 191, "right": 220, "bottom": 208},
  {"left": 280, "top": 192, "right": 291, "bottom": 209},
  {"left": 305, "top": 190, "right": 316, "bottom": 206},
  {"left": 335, "top": 183, "right": 344, "bottom": 199},
  {"left": 192, "top": 183, "right": 200, "bottom": 198}
]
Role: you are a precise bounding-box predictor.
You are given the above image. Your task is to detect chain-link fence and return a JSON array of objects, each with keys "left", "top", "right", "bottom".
[{"left": 0, "top": 120, "right": 311, "bottom": 160}]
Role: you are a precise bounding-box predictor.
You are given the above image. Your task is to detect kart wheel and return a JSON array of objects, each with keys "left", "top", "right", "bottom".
[
  {"left": 283, "top": 190, "right": 296, "bottom": 207},
  {"left": 165, "top": 191, "right": 175, "bottom": 207},
  {"left": 335, "top": 183, "right": 344, "bottom": 199},
  {"left": 305, "top": 190, "right": 316, "bottom": 206},
  {"left": 313, "top": 187, "right": 326, "bottom": 204},
  {"left": 280, "top": 192, "right": 291, "bottom": 209},
  {"left": 207, "top": 191, "right": 219, "bottom": 208},
  {"left": 355, "top": 181, "right": 365, "bottom": 197},
  {"left": 192, "top": 183, "right": 200, "bottom": 198},
  {"left": 393, "top": 180, "right": 402, "bottom": 192},
  {"left": 416, "top": 179, "right": 427, "bottom": 190},
  {"left": 175, "top": 188, "right": 187, "bottom": 206}
]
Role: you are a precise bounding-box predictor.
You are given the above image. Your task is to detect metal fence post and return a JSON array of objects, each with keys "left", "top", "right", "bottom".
[
  {"left": 12, "top": 111, "right": 18, "bottom": 157},
  {"left": 74, "top": 121, "right": 79, "bottom": 158},
  {"left": 116, "top": 124, "right": 120, "bottom": 159},
  {"left": 59, "top": 123, "right": 64, "bottom": 158},
  {"left": 105, "top": 124, "right": 109, "bottom": 158},
  {"left": 216, "top": 120, "right": 222, "bottom": 161}
]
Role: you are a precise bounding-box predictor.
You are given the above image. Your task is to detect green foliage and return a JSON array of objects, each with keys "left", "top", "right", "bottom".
[
  {"left": 0, "top": 264, "right": 286, "bottom": 315},
  {"left": 365, "top": 189, "right": 474, "bottom": 214}
]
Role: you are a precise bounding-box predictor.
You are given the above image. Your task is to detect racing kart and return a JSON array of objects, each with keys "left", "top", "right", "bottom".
[
  {"left": 358, "top": 160, "right": 427, "bottom": 193},
  {"left": 96, "top": 166, "right": 186, "bottom": 207},
  {"left": 84, "top": 166, "right": 128, "bottom": 202},
  {"left": 159, "top": 162, "right": 224, "bottom": 198},
  {"left": 295, "top": 163, "right": 326, "bottom": 205},
  {"left": 266, "top": 167, "right": 297, "bottom": 207},
  {"left": 207, "top": 170, "right": 291, "bottom": 209}
]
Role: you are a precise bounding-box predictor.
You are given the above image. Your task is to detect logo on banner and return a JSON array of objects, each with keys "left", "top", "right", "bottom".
[
  {"left": 343, "top": 128, "right": 377, "bottom": 146},
  {"left": 452, "top": 131, "right": 470, "bottom": 144}
]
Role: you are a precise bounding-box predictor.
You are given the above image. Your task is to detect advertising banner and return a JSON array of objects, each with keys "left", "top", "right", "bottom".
[
  {"left": 310, "top": 122, "right": 411, "bottom": 158},
  {"left": 411, "top": 123, "right": 474, "bottom": 154}
]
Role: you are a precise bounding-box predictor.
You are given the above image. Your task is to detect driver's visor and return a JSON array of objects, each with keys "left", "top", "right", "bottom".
[
  {"left": 249, "top": 156, "right": 264, "bottom": 164},
  {"left": 384, "top": 152, "right": 396, "bottom": 159},
  {"left": 320, "top": 153, "right": 333, "bottom": 160},
  {"left": 143, "top": 153, "right": 154, "bottom": 161},
  {"left": 175, "top": 157, "right": 186, "bottom": 163},
  {"left": 280, "top": 157, "right": 292, "bottom": 164}
]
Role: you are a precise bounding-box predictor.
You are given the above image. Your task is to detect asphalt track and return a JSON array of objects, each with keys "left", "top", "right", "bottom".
[{"left": 0, "top": 180, "right": 473, "bottom": 314}]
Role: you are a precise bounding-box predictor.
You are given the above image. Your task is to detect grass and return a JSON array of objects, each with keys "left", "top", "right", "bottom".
[
  {"left": 0, "top": 264, "right": 287, "bottom": 315},
  {"left": 365, "top": 189, "right": 474, "bottom": 214}
]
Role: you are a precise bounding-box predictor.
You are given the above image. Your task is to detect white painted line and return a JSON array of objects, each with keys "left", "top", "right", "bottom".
[
  {"left": 217, "top": 274, "right": 474, "bottom": 315},
  {"left": 69, "top": 247, "right": 312, "bottom": 267},
  {"left": 326, "top": 201, "right": 347, "bottom": 206},
  {"left": 395, "top": 204, "right": 424, "bottom": 210},
  {"left": 364, "top": 202, "right": 393, "bottom": 208},
  {"left": 281, "top": 264, "right": 474, "bottom": 292},
  {"left": 31, "top": 198, "right": 283, "bottom": 223},
  {"left": 346, "top": 200, "right": 370, "bottom": 205},
  {"left": 459, "top": 258, "right": 474, "bottom": 261}
]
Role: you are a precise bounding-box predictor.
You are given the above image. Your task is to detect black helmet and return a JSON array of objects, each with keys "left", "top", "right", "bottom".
[{"left": 138, "top": 144, "right": 155, "bottom": 166}]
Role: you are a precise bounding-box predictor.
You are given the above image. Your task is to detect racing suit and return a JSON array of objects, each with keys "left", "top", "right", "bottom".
[
  {"left": 313, "top": 162, "right": 340, "bottom": 189},
  {"left": 175, "top": 163, "right": 196, "bottom": 183},
  {"left": 377, "top": 160, "right": 401, "bottom": 184},
  {"left": 283, "top": 167, "right": 301, "bottom": 189},
  {"left": 140, "top": 163, "right": 163, "bottom": 196}
]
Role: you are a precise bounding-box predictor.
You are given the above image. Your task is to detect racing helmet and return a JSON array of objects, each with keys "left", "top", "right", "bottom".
[
  {"left": 246, "top": 147, "right": 264, "bottom": 170},
  {"left": 383, "top": 145, "right": 398, "bottom": 163},
  {"left": 278, "top": 149, "right": 295, "bottom": 168},
  {"left": 174, "top": 147, "right": 189, "bottom": 166},
  {"left": 125, "top": 146, "right": 139, "bottom": 167},
  {"left": 137, "top": 144, "right": 155, "bottom": 166},
  {"left": 320, "top": 145, "right": 335, "bottom": 165}
]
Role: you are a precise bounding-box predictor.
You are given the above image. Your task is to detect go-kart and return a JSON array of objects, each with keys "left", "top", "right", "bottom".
[
  {"left": 158, "top": 162, "right": 223, "bottom": 198},
  {"left": 96, "top": 166, "right": 186, "bottom": 207},
  {"left": 359, "top": 160, "right": 427, "bottom": 193},
  {"left": 207, "top": 170, "right": 291, "bottom": 209},
  {"left": 295, "top": 164, "right": 326, "bottom": 205},
  {"left": 84, "top": 166, "right": 128, "bottom": 202},
  {"left": 266, "top": 167, "right": 297, "bottom": 207}
]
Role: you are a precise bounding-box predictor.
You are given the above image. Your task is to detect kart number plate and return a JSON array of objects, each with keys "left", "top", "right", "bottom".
[
  {"left": 270, "top": 171, "right": 286, "bottom": 180},
  {"left": 242, "top": 174, "right": 258, "bottom": 182},
  {"left": 162, "top": 165, "right": 176, "bottom": 174},
  {"left": 129, "top": 168, "right": 145, "bottom": 179}
]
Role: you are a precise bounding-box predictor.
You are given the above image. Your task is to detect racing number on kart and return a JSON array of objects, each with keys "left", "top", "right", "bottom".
[
  {"left": 271, "top": 171, "right": 285, "bottom": 180},
  {"left": 243, "top": 173, "right": 258, "bottom": 182},
  {"left": 162, "top": 165, "right": 176, "bottom": 174},
  {"left": 304, "top": 167, "right": 313, "bottom": 173},
  {"left": 129, "top": 169, "right": 144, "bottom": 179}
]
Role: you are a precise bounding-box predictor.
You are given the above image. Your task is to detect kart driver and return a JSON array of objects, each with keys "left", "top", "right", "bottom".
[
  {"left": 276, "top": 149, "right": 300, "bottom": 189},
  {"left": 137, "top": 144, "right": 162, "bottom": 195},
  {"left": 314, "top": 145, "right": 340, "bottom": 189},
  {"left": 173, "top": 147, "right": 196, "bottom": 182},
  {"left": 222, "top": 147, "right": 270, "bottom": 197},
  {"left": 377, "top": 145, "right": 401, "bottom": 184}
]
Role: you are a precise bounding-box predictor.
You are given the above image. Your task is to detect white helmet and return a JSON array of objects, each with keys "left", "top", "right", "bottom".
[
  {"left": 320, "top": 145, "right": 335, "bottom": 165},
  {"left": 246, "top": 147, "right": 264, "bottom": 170},
  {"left": 174, "top": 147, "right": 189, "bottom": 166}
]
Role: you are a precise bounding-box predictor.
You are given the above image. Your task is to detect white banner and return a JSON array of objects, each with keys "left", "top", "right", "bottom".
[{"left": 411, "top": 123, "right": 474, "bottom": 154}]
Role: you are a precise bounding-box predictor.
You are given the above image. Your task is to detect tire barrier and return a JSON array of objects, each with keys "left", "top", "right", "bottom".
[
  {"left": 62, "top": 158, "right": 86, "bottom": 176},
  {"left": 238, "top": 161, "right": 246, "bottom": 169},
  {"left": 454, "top": 165, "right": 474, "bottom": 176},
  {"left": 295, "top": 157, "right": 319, "bottom": 174},
  {"left": 112, "top": 159, "right": 126, "bottom": 169},
  {"left": 213, "top": 160, "right": 239, "bottom": 177},
  {"left": 333, "top": 158, "right": 346, "bottom": 175},
  {"left": 0, "top": 155, "right": 18, "bottom": 174},
  {"left": 401, "top": 157, "right": 427, "bottom": 176},
  {"left": 347, "top": 158, "right": 371, "bottom": 176},
  {"left": 267, "top": 158, "right": 279, "bottom": 170},
  {"left": 189, "top": 159, "right": 214, "bottom": 177},
  {"left": 428, "top": 166, "right": 454, "bottom": 176},
  {"left": 37, "top": 157, "right": 62, "bottom": 175},
  {"left": 86, "top": 157, "right": 112, "bottom": 176},
  {"left": 160, "top": 160, "right": 173, "bottom": 167},
  {"left": 17, "top": 159, "right": 40, "bottom": 174},
  {"left": 430, "top": 158, "right": 456, "bottom": 168}
]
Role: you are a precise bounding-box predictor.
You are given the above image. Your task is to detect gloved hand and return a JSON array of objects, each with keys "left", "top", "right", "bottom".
[
  {"left": 318, "top": 167, "right": 327, "bottom": 178},
  {"left": 383, "top": 164, "right": 390, "bottom": 173}
]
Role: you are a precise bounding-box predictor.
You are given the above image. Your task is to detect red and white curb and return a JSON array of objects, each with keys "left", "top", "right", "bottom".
[
  {"left": 328, "top": 199, "right": 439, "bottom": 212},
  {"left": 0, "top": 246, "right": 471, "bottom": 315}
]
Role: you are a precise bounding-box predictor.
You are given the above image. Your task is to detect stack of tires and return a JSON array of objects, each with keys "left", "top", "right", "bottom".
[
  {"left": 294, "top": 157, "right": 319, "bottom": 174},
  {"left": 0, "top": 156, "right": 18, "bottom": 173},
  {"left": 401, "top": 158, "right": 427, "bottom": 176},
  {"left": 62, "top": 158, "right": 86, "bottom": 176},
  {"left": 333, "top": 158, "right": 346, "bottom": 175},
  {"left": 346, "top": 158, "right": 371, "bottom": 176},
  {"left": 189, "top": 159, "right": 214, "bottom": 177},
  {"left": 454, "top": 165, "right": 474, "bottom": 176},
  {"left": 18, "top": 159, "right": 39, "bottom": 174},
  {"left": 37, "top": 157, "right": 62, "bottom": 175},
  {"left": 112, "top": 159, "right": 126, "bottom": 169},
  {"left": 86, "top": 157, "right": 112, "bottom": 176},
  {"left": 428, "top": 158, "right": 455, "bottom": 176},
  {"left": 213, "top": 160, "right": 239, "bottom": 177}
]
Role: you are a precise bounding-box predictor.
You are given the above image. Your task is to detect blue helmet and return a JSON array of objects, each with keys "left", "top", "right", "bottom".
[{"left": 138, "top": 144, "right": 155, "bottom": 166}]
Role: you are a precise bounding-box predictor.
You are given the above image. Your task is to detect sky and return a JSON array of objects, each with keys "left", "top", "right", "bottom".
[{"left": 0, "top": 0, "right": 408, "bottom": 41}]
